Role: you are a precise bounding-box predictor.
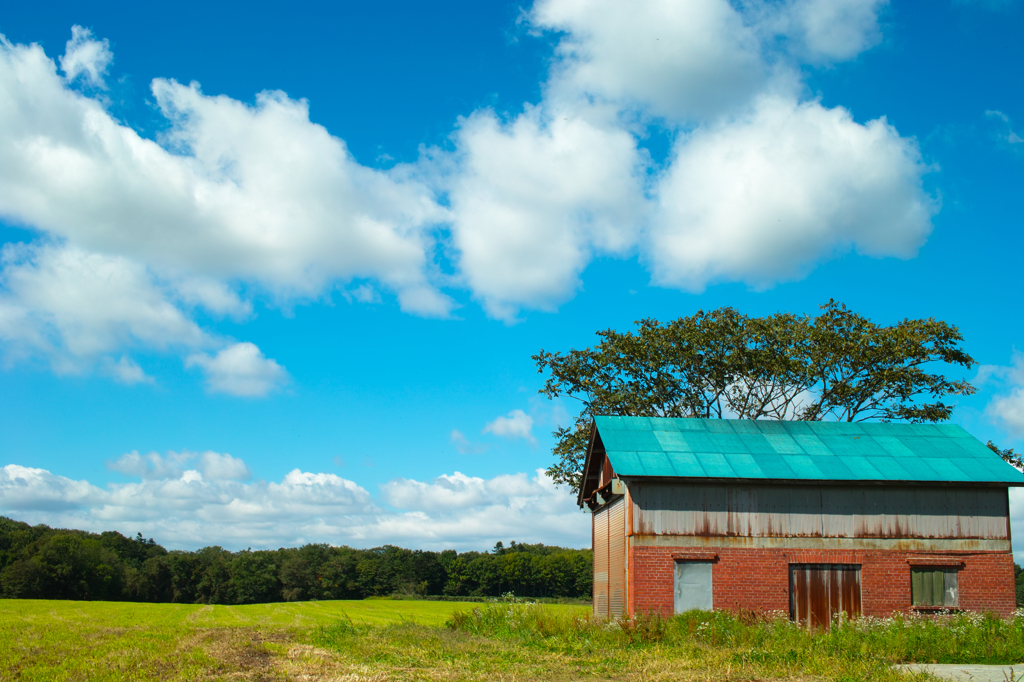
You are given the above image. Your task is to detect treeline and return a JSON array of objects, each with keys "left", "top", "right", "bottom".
[{"left": 0, "top": 517, "right": 592, "bottom": 604}]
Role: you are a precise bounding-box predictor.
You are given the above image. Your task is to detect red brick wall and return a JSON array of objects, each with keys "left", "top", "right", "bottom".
[{"left": 628, "top": 545, "right": 1017, "bottom": 619}]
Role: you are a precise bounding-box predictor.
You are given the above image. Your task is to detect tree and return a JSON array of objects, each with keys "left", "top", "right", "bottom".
[
  {"left": 987, "top": 441, "right": 1023, "bottom": 471},
  {"left": 534, "top": 301, "right": 976, "bottom": 492}
]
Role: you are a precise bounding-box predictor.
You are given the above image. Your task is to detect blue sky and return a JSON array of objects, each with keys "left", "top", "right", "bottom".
[{"left": 0, "top": 0, "right": 1021, "bottom": 555}]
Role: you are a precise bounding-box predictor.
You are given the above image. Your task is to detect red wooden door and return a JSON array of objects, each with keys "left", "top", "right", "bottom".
[{"left": 790, "top": 564, "right": 861, "bottom": 629}]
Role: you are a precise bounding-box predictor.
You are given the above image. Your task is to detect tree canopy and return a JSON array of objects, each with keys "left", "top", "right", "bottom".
[
  {"left": 534, "top": 301, "right": 976, "bottom": 493},
  {"left": 988, "top": 441, "right": 1023, "bottom": 471},
  {"left": 0, "top": 517, "right": 592, "bottom": 603}
]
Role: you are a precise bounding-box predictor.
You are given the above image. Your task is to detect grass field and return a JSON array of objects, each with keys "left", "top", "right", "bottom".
[
  {"left": 1, "top": 598, "right": 529, "bottom": 681},
  {"left": 2, "top": 599, "right": 1022, "bottom": 681}
]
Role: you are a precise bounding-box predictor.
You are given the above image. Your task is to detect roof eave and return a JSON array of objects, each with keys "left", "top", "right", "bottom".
[
  {"left": 575, "top": 421, "right": 600, "bottom": 508},
  {"left": 615, "top": 474, "right": 1024, "bottom": 487}
]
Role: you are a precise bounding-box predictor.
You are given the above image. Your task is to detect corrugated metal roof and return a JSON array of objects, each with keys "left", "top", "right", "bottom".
[{"left": 594, "top": 416, "right": 1024, "bottom": 485}]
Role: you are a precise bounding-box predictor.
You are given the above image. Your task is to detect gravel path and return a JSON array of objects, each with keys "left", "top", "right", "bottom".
[{"left": 898, "top": 663, "right": 1023, "bottom": 681}]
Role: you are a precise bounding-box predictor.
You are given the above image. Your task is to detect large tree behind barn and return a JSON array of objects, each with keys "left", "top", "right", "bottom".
[{"left": 534, "top": 300, "right": 976, "bottom": 493}]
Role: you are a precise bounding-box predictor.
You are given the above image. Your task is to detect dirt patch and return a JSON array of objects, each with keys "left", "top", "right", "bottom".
[
  {"left": 187, "top": 605, "right": 215, "bottom": 622},
  {"left": 186, "top": 627, "right": 368, "bottom": 681},
  {"left": 279, "top": 644, "right": 387, "bottom": 682},
  {"left": 198, "top": 628, "right": 284, "bottom": 680}
]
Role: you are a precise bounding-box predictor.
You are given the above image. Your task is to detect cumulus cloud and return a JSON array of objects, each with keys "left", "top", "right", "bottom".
[
  {"left": 107, "top": 449, "right": 251, "bottom": 480},
  {"left": 533, "top": 0, "right": 766, "bottom": 120},
  {"left": 980, "top": 351, "right": 1024, "bottom": 437},
  {"left": 0, "top": 464, "right": 102, "bottom": 512},
  {"left": 442, "top": 105, "right": 645, "bottom": 320},
  {"left": 0, "top": 28, "right": 452, "bottom": 381},
  {"left": 647, "top": 95, "right": 935, "bottom": 290},
  {"left": 1, "top": 461, "right": 587, "bottom": 551},
  {"left": 435, "top": 0, "right": 933, "bottom": 319},
  {"left": 483, "top": 409, "right": 536, "bottom": 444},
  {"left": 370, "top": 469, "right": 586, "bottom": 548},
  {"left": 107, "top": 450, "right": 193, "bottom": 479},
  {"left": 0, "top": 4, "right": 937, "bottom": 370},
  {"left": 186, "top": 342, "right": 288, "bottom": 397},
  {"left": 59, "top": 26, "right": 112, "bottom": 88},
  {"left": 776, "top": 0, "right": 887, "bottom": 63},
  {"left": 0, "top": 243, "right": 210, "bottom": 372},
  {"left": 0, "top": 35, "right": 450, "bottom": 312},
  {"left": 198, "top": 451, "right": 252, "bottom": 480}
]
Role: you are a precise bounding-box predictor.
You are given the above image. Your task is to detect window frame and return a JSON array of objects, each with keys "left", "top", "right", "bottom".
[{"left": 910, "top": 566, "right": 959, "bottom": 608}]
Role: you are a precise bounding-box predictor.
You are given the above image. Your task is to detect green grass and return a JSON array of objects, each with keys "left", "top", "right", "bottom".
[
  {"left": 1, "top": 598, "right": 569, "bottom": 681},
  {"left": 2, "top": 599, "right": 1022, "bottom": 681},
  {"left": 0, "top": 597, "right": 481, "bottom": 629}
]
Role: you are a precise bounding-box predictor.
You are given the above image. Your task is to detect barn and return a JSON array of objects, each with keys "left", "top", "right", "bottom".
[{"left": 578, "top": 416, "right": 1024, "bottom": 625}]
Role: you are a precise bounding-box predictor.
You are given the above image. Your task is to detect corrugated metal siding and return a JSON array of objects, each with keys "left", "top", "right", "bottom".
[
  {"left": 630, "top": 483, "right": 1008, "bottom": 539},
  {"left": 593, "top": 504, "right": 609, "bottom": 617},
  {"left": 609, "top": 499, "right": 626, "bottom": 618}
]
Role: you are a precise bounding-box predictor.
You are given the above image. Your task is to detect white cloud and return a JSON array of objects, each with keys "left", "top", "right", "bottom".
[
  {"left": 370, "top": 469, "right": 586, "bottom": 548},
  {"left": 0, "top": 26, "right": 459, "bottom": 383},
  {"left": 4, "top": 458, "right": 1019, "bottom": 558},
  {"left": 483, "top": 409, "right": 537, "bottom": 444},
  {"left": 0, "top": 6, "right": 935, "bottom": 365},
  {"left": 442, "top": 105, "right": 645, "bottom": 320},
  {"left": 779, "top": 0, "right": 887, "bottom": 63},
  {"left": 985, "top": 110, "right": 1024, "bottom": 147},
  {"left": 107, "top": 449, "right": 249, "bottom": 480},
  {"left": 0, "top": 462, "right": 587, "bottom": 551},
  {"left": 186, "top": 342, "right": 287, "bottom": 397},
  {"left": 981, "top": 351, "right": 1024, "bottom": 437},
  {"left": 647, "top": 94, "right": 934, "bottom": 290},
  {"left": 102, "top": 355, "right": 154, "bottom": 385},
  {"left": 0, "top": 242, "right": 210, "bottom": 372},
  {"left": 342, "top": 283, "right": 382, "bottom": 305},
  {"left": 198, "top": 451, "right": 252, "bottom": 481},
  {"left": 107, "top": 450, "right": 193, "bottom": 479},
  {"left": 59, "top": 26, "right": 112, "bottom": 88},
  {"left": 436, "top": 0, "right": 930, "bottom": 320},
  {"left": 450, "top": 429, "right": 488, "bottom": 455},
  {"left": 0, "top": 464, "right": 103, "bottom": 512},
  {"left": 533, "top": 0, "right": 766, "bottom": 120}
]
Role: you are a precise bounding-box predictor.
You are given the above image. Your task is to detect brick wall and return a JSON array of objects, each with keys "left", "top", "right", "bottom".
[{"left": 628, "top": 545, "right": 1017, "bottom": 619}]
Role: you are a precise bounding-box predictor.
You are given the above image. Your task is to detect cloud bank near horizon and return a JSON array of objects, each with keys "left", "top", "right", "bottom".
[
  {"left": 0, "top": 457, "right": 588, "bottom": 552},
  {"left": 3, "top": 456, "right": 1022, "bottom": 563},
  {"left": 0, "top": 0, "right": 938, "bottom": 387}
]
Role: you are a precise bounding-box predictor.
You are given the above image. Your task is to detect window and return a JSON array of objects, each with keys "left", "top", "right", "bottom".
[{"left": 911, "top": 567, "right": 958, "bottom": 607}]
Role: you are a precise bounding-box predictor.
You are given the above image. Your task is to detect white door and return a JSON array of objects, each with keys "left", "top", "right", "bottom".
[{"left": 674, "top": 561, "right": 713, "bottom": 613}]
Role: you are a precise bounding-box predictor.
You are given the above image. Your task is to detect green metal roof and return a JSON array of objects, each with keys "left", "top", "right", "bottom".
[{"left": 593, "top": 416, "right": 1024, "bottom": 485}]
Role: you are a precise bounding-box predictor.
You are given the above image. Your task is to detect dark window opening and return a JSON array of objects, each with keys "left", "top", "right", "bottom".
[{"left": 911, "top": 568, "right": 958, "bottom": 607}]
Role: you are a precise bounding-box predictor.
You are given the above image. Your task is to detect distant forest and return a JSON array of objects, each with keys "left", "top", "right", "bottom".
[{"left": 0, "top": 517, "right": 592, "bottom": 604}]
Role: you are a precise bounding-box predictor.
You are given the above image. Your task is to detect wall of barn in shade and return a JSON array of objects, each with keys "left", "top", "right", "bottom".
[{"left": 590, "top": 479, "right": 1017, "bottom": 619}]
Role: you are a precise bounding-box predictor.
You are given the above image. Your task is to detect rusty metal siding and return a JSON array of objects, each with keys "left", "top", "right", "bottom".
[
  {"left": 630, "top": 483, "right": 1009, "bottom": 540},
  {"left": 790, "top": 564, "right": 862, "bottom": 629},
  {"left": 609, "top": 498, "right": 626, "bottom": 618},
  {"left": 593, "top": 504, "right": 609, "bottom": 617}
]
